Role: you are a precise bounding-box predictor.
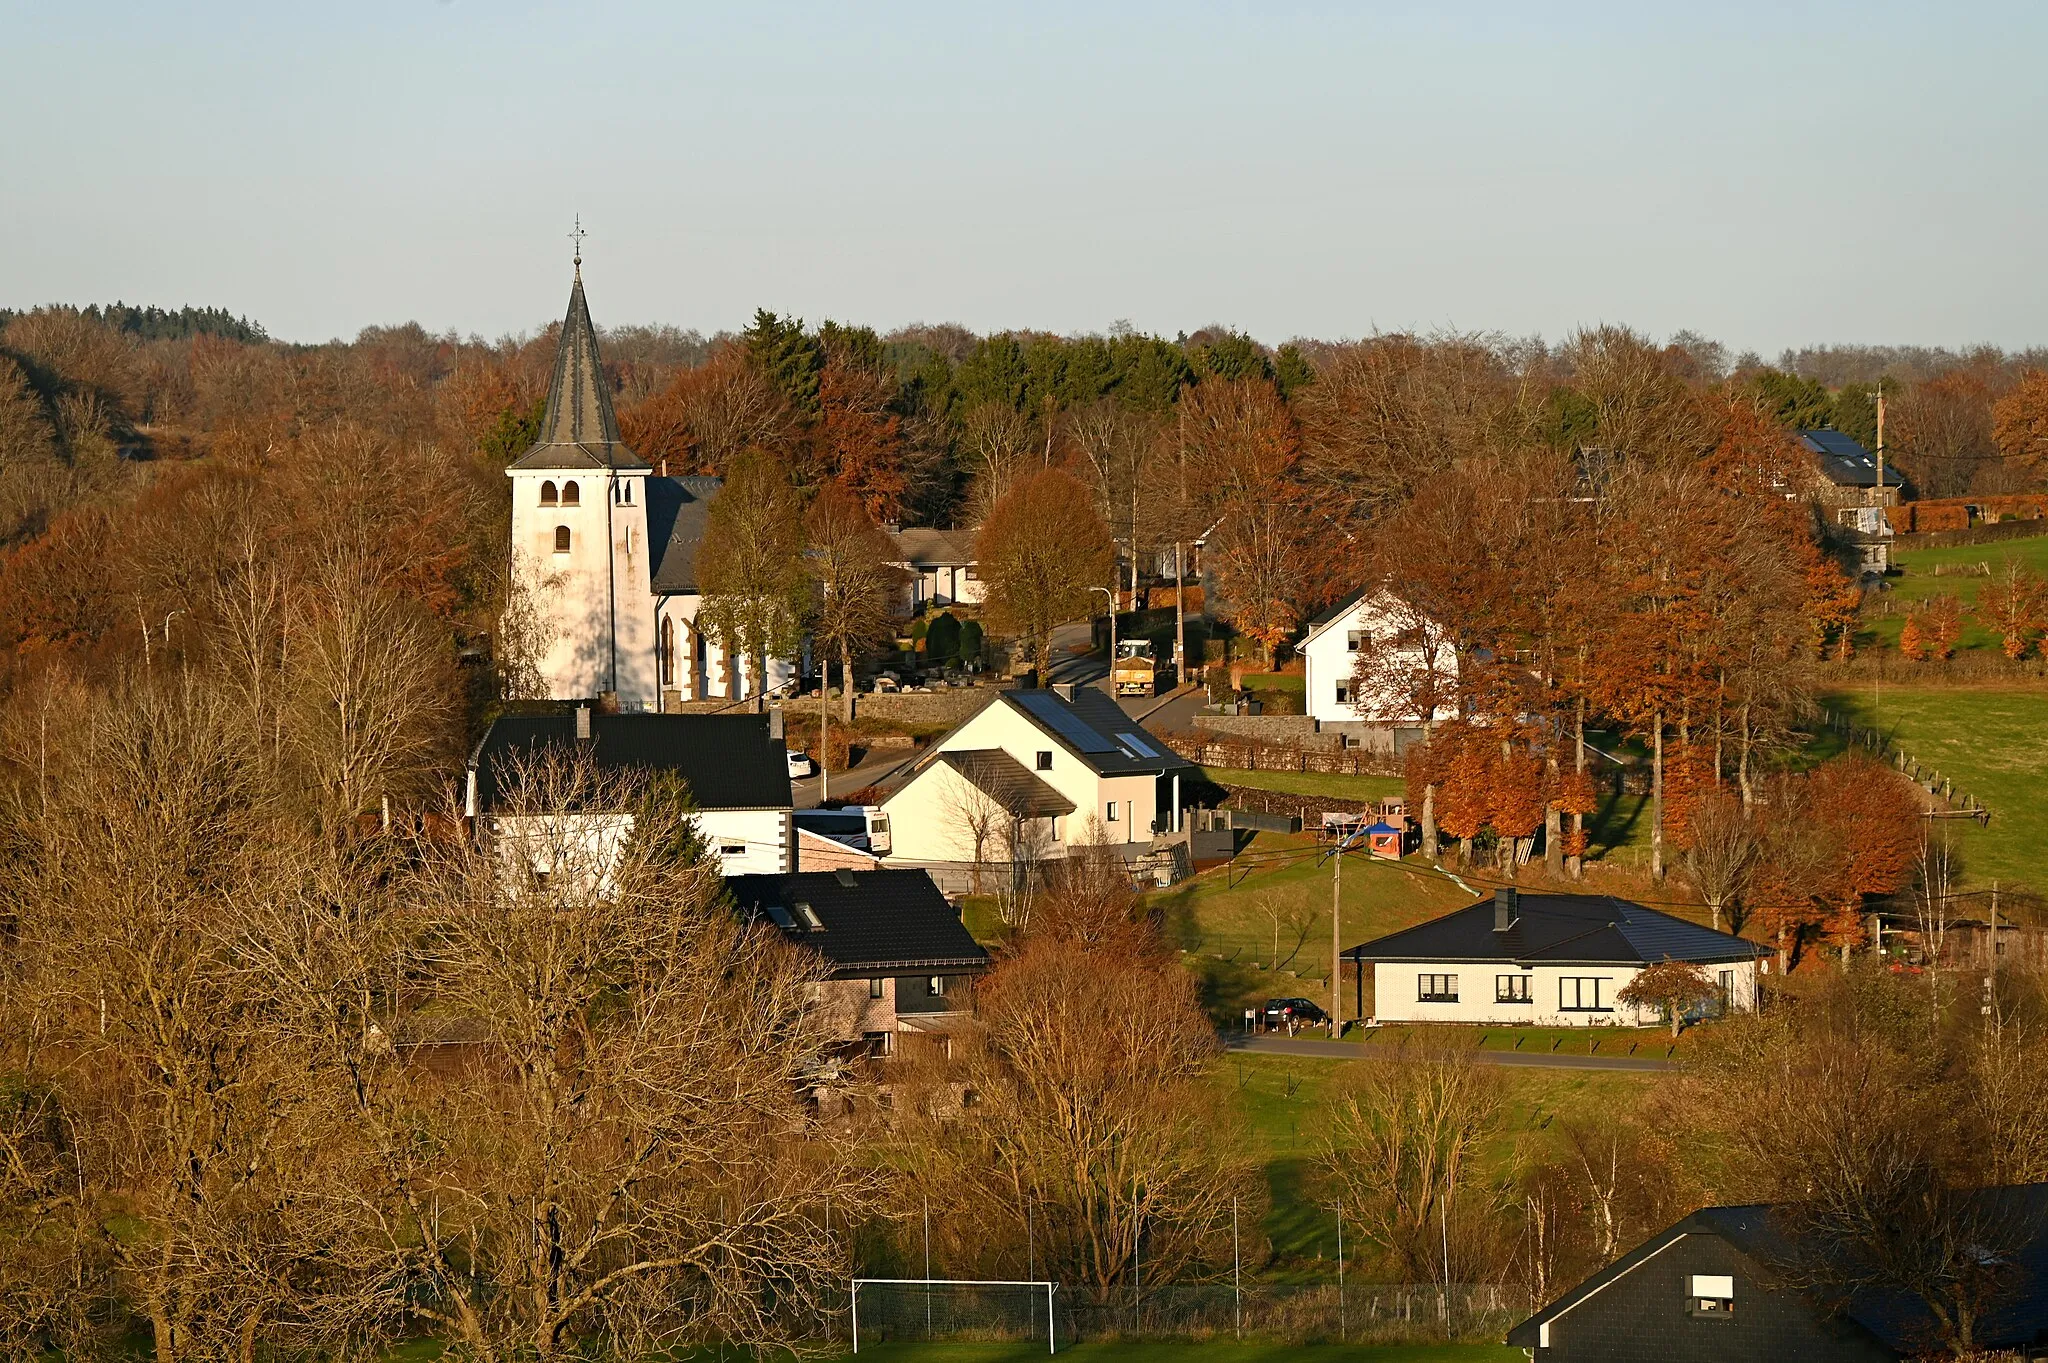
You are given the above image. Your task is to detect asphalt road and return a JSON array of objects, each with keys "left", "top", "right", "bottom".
[{"left": 1225, "top": 1034, "right": 1677, "bottom": 1073}]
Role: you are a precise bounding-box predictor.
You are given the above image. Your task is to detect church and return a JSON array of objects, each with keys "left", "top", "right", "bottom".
[{"left": 507, "top": 262, "right": 797, "bottom": 711}]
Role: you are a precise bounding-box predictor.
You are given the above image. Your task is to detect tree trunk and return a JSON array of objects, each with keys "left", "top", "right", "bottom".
[
  {"left": 1569, "top": 696, "right": 1586, "bottom": 881},
  {"left": 754, "top": 648, "right": 769, "bottom": 713},
  {"left": 842, "top": 638, "right": 855, "bottom": 724},
  {"left": 1738, "top": 703, "right": 1754, "bottom": 808},
  {"left": 1421, "top": 783, "right": 1438, "bottom": 860},
  {"left": 1544, "top": 752, "right": 1563, "bottom": 875},
  {"left": 1650, "top": 713, "right": 1664, "bottom": 881}
]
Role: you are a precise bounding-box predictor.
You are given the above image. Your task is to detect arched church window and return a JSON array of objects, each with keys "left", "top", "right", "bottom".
[
  {"left": 540, "top": 480, "right": 558, "bottom": 506},
  {"left": 659, "top": 617, "right": 675, "bottom": 688},
  {"left": 561, "top": 480, "right": 581, "bottom": 507},
  {"left": 623, "top": 480, "right": 634, "bottom": 505},
  {"left": 554, "top": 525, "right": 572, "bottom": 554}
]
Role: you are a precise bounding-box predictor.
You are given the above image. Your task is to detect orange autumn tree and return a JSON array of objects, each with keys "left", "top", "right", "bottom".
[
  {"left": 1977, "top": 560, "right": 2048, "bottom": 660},
  {"left": 814, "top": 357, "right": 907, "bottom": 522},
  {"left": 1901, "top": 594, "right": 1963, "bottom": 661},
  {"left": 1751, "top": 753, "right": 1920, "bottom": 968},
  {"left": 1991, "top": 369, "right": 2048, "bottom": 483}
]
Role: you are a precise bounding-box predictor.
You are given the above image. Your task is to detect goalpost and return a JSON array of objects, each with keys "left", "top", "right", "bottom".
[{"left": 850, "top": 1278, "right": 1058, "bottom": 1355}]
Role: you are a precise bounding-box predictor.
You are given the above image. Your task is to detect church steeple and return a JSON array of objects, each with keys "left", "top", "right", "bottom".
[{"left": 509, "top": 249, "right": 649, "bottom": 472}]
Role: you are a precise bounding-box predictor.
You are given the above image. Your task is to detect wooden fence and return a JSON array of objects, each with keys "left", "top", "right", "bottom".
[{"left": 1817, "top": 706, "right": 1990, "bottom": 825}]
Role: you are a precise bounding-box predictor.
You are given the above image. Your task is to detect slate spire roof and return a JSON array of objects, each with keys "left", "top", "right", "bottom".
[{"left": 510, "top": 271, "right": 651, "bottom": 473}]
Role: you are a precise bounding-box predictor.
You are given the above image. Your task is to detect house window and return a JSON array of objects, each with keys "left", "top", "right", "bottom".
[
  {"left": 1346, "top": 629, "right": 1368, "bottom": 652},
  {"left": 869, "top": 978, "right": 885, "bottom": 1000},
  {"left": 561, "top": 480, "right": 580, "bottom": 507},
  {"left": 928, "top": 976, "right": 946, "bottom": 996},
  {"left": 554, "top": 525, "right": 572, "bottom": 554},
  {"left": 964, "top": 567, "right": 979, "bottom": 581},
  {"left": 1560, "top": 977, "right": 1609, "bottom": 1012},
  {"left": 1051, "top": 816, "right": 1062, "bottom": 841},
  {"left": 862, "top": 1031, "right": 892, "bottom": 1059},
  {"left": 659, "top": 617, "right": 675, "bottom": 688},
  {"left": 540, "top": 480, "right": 558, "bottom": 506},
  {"left": 1418, "top": 973, "right": 1459, "bottom": 1003},
  {"left": 1335, "top": 683, "right": 1350, "bottom": 704},
  {"left": 1496, "top": 974, "right": 1531, "bottom": 1003},
  {"left": 1687, "top": 1275, "right": 1735, "bottom": 1319},
  {"left": 1105, "top": 801, "right": 1119, "bottom": 822},
  {"left": 718, "top": 843, "right": 746, "bottom": 859},
  {"left": 1718, "top": 969, "right": 1735, "bottom": 1012},
  {"left": 1036, "top": 751, "right": 1054, "bottom": 771}
]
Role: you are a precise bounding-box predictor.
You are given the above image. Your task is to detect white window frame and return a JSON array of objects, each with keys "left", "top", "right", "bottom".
[
  {"left": 1418, "top": 973, "right": 1459, "bottom": 1003},
  {"left": 1559, "top": 976, "right": 1610, "bottom": 1012}
]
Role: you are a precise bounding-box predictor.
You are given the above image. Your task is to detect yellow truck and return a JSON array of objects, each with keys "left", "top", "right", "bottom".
[{"left": 1111, "top": 638, "right": 1158, "bottom": 697}]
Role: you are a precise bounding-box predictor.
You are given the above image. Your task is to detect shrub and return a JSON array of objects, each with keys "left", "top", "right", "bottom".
[
  {"left": 959, "top": 618, "right": 985, "bottom": 666},
  {"left": 926, "top": 611, "right": 962, "bottom": 666}
]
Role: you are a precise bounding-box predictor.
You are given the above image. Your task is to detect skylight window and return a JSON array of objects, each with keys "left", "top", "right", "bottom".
[{"left": 792, "top": 902, "right": 825, "bottom": 932}]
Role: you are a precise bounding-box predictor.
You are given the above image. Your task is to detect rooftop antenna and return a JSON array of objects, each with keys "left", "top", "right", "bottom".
[{"left": 569, "top": 215, "right": 587, "bottom": 280}]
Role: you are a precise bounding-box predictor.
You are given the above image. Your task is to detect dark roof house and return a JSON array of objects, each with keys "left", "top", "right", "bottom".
[
  {"left": 1349, "top": 889, "right": 1770, "bottom": 968},
  {"left": 467, "top": 709, "right": 792, "bottom": 814},
  {"left": 1797, "top": 429, "right": 1890, "bottom": 491},
  {"left": 999, "top": 685, "right": 1192, "bottom": 778},
  {"left": 726, "top": 869, "right": 990, "bottom": 978},
  {"left": 1509, "top": 1187, "right": 2048, "bottom": 1361}
]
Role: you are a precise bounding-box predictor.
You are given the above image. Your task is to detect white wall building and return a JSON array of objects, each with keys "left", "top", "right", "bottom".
[
  {"left": 891, "top": 528, "right": 984, "bottom": 611},
  {"left": 880, "top": 684, "right": 1192, "bottom": 873},
  {"left": 465, "top": 707, "right": 795, "bottom": 877},
  {"left": 1300, "top": 589, "right": 1459, "bottom": 731},
  {"left": 1348, "top": 889, "right": 1769, "bottom": 1028},
  {"left": 507, "top": 264, "right": 796, "bottom": 712}
]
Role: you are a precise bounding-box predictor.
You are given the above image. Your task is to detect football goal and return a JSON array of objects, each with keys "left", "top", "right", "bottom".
[{"left": 850, "top": 1278, "right": 1059, "bottom": 1354}]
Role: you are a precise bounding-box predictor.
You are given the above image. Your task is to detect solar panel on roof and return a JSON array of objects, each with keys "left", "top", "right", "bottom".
[
  {"left": 1012, "top": 690, "right": 1118, "bottom": 752},
  {"left": 1117, "top": 731, "right": 1161, "bottom": 758}
]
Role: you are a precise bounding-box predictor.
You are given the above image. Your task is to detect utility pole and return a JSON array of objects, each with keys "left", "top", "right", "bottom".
[
  {"left": 1092, "top": 586, "right": 1117, "bottom": 692},
  {"left": 1332, "top": 838, "right": 1344, "bottom": 1035}
]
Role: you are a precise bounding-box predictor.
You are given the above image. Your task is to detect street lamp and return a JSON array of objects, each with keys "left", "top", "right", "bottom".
[{"left": 1090, "top": 585, "right": 1116, "bottom": 691}]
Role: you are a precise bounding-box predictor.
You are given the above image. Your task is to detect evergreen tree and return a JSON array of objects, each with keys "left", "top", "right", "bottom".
[{"left": 743, "top": 309, "right": 824, "bottom": 420}]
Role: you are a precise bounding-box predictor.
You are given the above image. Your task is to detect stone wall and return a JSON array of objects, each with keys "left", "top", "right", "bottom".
[
  {"left": 850, "top": 686, "right": 1000, "bottom": 729},
  {"left": 1194, "top": 713, "right": 1337, "bottom": 749}
]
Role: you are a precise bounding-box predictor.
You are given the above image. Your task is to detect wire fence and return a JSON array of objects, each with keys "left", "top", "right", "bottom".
[{"left": 843, "top": 1280, "right": 1523, "bottom": 1348}]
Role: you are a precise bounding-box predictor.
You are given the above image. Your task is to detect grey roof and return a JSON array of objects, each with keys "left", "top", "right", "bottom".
[
  {"left": 647, "top": 475, "right": 723, "bottom": 594},
  {"left": 1511, "top": 1186, "right": 2048, "bottom": 1355},
  {"left": 469, "top": 711, "right": 791, "bottom": 812},
  {"left": 508, "top": 273, "right": 651, "bottom": 473},
  {"left": 1798, "top": 429, "right": 1885, "bottom": 488},
  {"left": 939, "top": 750, "right": 1076, "bottom": 817},
  {"left": 1000, "top": 687, "right": 1191, "bottom": 777},
  {"left": 892, "top": 527, "right": 978, "bottom": 567},
  {"left": 1347, "top": 892, "right": 1769, "bottom": 967},
  {"left": 725, "top": 869, "right": 991, "bottom": 976}
]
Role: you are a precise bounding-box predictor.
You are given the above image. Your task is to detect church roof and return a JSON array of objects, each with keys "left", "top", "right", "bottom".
[
  {"left": 509, "top": 272, "right": 651, "bottom": 473},
  {"left": 647, "top": 475, "right": 724, "bottom": 595}
]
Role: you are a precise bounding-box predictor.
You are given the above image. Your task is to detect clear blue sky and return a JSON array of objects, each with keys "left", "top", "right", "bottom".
[{"left": 4, "top": 2, "right": 2043, "bottom": 352}]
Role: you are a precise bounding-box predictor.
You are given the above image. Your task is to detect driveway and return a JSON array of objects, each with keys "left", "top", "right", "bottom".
[
  {"left": 1225, "top": 1034, "right": 1676, "bottom": 1073},
  {"left": 790, "top": 748, "right": 921, "bottom": 809}
]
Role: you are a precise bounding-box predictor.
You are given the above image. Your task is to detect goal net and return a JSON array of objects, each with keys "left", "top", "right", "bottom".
[{"left": 850, "top": 1278, "right": 1059, "bottom": 1353}]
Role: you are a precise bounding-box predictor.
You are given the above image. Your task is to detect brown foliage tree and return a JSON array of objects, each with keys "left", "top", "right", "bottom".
[
  {"left": 974, "top": 466, "right": 1112, "bottom": 681},
  {"left": 1991, "top": 369, "right": 2048, "bottom": 484}
]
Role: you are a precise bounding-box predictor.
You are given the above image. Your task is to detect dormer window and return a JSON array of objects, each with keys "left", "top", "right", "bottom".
[
  {"left": 1687, "top": 1275, "right": 1735, "bottom": 1318},
  {"left": 540, "top": 480, "right": 558, "bottom": 506},
  {"left": 561, "top": 480, "right": 580, "bottom": 507},
  {"left": 554, "top": 526, "right": 572, "bottom": 554}
]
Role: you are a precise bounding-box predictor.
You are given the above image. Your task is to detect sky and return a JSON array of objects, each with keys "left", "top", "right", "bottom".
[{"left": 3, "top": 1, "right": 2045, "bottom": 354}]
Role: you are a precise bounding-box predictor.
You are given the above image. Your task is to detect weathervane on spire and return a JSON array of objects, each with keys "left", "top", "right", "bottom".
[{"left": 569, "top": 215, "right": 587, "bottom": 279}]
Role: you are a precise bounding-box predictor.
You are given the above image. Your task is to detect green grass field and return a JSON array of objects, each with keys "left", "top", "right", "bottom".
[
  {"left": 1859, "top": 533, "right": 2048, "bottom": 652},
  {"left": 1825, "top": 685, "right": 2048, "bottom": 890},
  {"left": 1201, "top": 766, "right": 1406, "bottom": 802}
]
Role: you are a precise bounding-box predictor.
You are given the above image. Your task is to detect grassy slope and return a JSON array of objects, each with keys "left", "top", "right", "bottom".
[
  {"left": 1219, "top": 1051, "right": 1654, "bottom": 1274},
  {"left": 1859, "top": 533, "right": 2048, "bottom": 652},
  {"left": 1826, "top": 685, "right": 2048, "bottom": 891}
]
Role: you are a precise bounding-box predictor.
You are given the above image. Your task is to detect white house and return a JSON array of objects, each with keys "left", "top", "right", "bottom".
[
  {"left": 891, "top": 528, "right": 984, "bottom": 611},
  {"left": 879, "top": 684, "right": 1193, "bottom": 878},
  {"left": 1300, "top": 589, "right": 1459, "bottom": 736},
  {"left": 507, "top": 262, "right": 796, "bottom": 711},
  {"left": 1346, "top": 889, "right": 1768, "bottom": 1027},
  {"left": 465, "top": 706, "right": 794, "bottom": 877}
]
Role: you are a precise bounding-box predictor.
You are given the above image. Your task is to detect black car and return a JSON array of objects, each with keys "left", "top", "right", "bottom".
[{"left": 1262, "top": 996, "right": 1328, "bottom": 1027}]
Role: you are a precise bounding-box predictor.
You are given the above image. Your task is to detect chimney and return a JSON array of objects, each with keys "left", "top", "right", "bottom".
[
  {"left": 1052, "top": 682, "right": 1077, "bottom": 702},
  {"left": 1494, "top": 887, "right": 1518, "bottom": 932},
  {"left": 574, "top": 703, "right": 592, "bottom": 741},
  {"left": 768, "top": 708, "right": 784, "bottom": 741}
]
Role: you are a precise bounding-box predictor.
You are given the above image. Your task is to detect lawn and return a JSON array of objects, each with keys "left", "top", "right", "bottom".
[
  {"left": 1825, "top": 685, "right": 2048, "bottom": 891},
  {"left": 1217, "top": 1051, "right": 1656, "bottom": 1272},
  {"left": 1202, "top": 766, "right": 1405, "bottom": 802},
  {"left": 1151, "top": 832, "right": 1473, "bottom": 1023},
  {"left": 1859, "top": 532, "right": 2048, "bottom": 652}
]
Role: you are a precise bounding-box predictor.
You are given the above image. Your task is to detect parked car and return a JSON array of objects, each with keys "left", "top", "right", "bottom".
[
  {"left": 1262, "top": 997, "right": 1328, "bottom": 1028},
  {"left": 786, "top": 749, "right": 815, "bottom": 778}
]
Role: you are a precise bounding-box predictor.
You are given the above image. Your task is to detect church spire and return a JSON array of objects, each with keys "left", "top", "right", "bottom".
[{"left": 510, "top": 232, "right": 648, "bottom": 472}]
